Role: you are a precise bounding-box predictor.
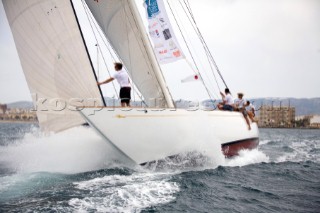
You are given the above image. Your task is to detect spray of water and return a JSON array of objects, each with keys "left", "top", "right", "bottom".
[
  {"left": 223, "top": 149, "right": 269, "bottom": 167},
  {"left": 0, "top": 126, "right": 130, "bottom": 174},
  {"left": 0, "top": 123, "right": 271, "bottom": 175}
]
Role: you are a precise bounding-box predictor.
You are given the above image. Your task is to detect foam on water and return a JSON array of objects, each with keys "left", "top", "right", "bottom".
[
  {"left": 69, "top": 172, "right": 179, "bottom": 212},
  {"left": 275, "top": 139, "right": 320, "bottom": 163},
  {"left": 0, "top": 126, "right": 128, "bottom": 174},
  {"left": 223, "top": 149, "right": 269, "bottom": 167},
  {"left": 259, "top": 139, "right": 271, "bottom": 145}
]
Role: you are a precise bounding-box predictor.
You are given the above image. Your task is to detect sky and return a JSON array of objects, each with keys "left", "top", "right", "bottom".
[{"left": 0, "top": 0, "right": 320, "bottom": 103}]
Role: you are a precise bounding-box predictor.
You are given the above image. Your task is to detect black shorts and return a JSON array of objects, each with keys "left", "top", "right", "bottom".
[
  {"left": 119, "top": 87, "right": 131, "bottom": 104},
  {"left": 222, "top": 104, "right": 233, "bottom": 111}
]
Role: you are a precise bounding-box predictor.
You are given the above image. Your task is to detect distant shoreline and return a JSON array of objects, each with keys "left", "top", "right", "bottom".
[{"left": 0, "top": 120, "right": 38, "bottom": 124}]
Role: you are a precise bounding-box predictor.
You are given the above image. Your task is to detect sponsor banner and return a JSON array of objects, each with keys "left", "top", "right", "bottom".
[{"left": 144, "top": 0, "right": 184, "bottom": 64}]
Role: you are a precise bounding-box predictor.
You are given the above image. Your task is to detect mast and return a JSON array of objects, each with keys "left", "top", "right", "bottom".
[
  {"left": 127, "top": 0, "right": 174, "bottom": 108},
  {"left": 70, "top": 0, "right": 106, "bottom": 107}
]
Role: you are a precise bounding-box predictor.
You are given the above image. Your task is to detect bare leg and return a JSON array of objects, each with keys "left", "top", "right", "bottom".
[
  {"left": 245, "top": 116, "right": 251, "bottom": 130},
  {"left": 247, "top": 111, "right": 255, "bottom": 122},
  {"left": 241, "top": 109, "right": 251, "bottom": 130}
]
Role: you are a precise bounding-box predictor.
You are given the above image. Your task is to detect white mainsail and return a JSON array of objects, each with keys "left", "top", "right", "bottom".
[
  {"left": 2, "top": 0, "right": 104, "bottom": 132},
  {"left": 84, "top": 0, "right": 174, "bottom": 107}
]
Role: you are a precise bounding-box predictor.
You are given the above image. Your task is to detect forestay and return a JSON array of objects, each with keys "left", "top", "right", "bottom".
[
  {"left": 3, "top": 0, "right": 104, "bottom": 132},
  {"left": 84, "top": 0, "right": 174, "bottom": 107}
]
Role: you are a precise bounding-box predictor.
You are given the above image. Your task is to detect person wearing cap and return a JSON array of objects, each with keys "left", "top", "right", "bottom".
[
  {"left": 97, "top": 62, "right": 131, "bottom": 107},
  {"left": 218, "top": 88, "right": 234, "bottom": 111},
  {"left": 234, "top": 92, "right": 251, "bottom": 130},
  {"left": 234, "top": 93, "right": 247, "bottom": 111}
]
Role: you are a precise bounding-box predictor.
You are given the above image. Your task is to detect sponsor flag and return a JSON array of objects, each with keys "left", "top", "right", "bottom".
[
  {"left": 144, "top": 0, "right": 184, "bottom": 64},
  {"left": 181, "top": 74, "right": 202, "bottom": 83}
]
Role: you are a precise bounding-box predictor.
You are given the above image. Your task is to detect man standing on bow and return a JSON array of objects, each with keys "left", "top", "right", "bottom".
[{"left": 97, "top": 62, "right": 131, "bottom": 107}]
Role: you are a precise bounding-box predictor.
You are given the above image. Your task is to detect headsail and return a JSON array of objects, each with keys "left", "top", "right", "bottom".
[
  {"left": 84, "top": 0, "right": 174, "bottom": 107},
  {"left": 2, "top": 0, "right": 104, "bottom": 132}
]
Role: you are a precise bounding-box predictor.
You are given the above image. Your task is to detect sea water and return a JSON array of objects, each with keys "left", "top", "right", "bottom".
[{"left": 0, "top": 123, "right": 319, "bottom": 212}]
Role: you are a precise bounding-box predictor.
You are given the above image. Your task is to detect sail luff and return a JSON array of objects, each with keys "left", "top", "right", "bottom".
[
  {"left": 69, "top": 0, "right": 106, "bottom": 107},
  {"left": 127, "top": 0, "right": 174, "bottom": 108}
]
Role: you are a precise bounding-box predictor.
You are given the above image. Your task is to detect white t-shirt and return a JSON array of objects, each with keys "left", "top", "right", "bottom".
[
  {"left": 113, "top": 69, "right": 131, "bottom": 88},
  {"left": 246, "top": 103, "right": 255, "bottom": 111},
  {"left": 224, "top": 93, "right": 234, "bottom": 105},
  {"left": 234, "top": 98, "right": 246, "bottom": 108}
]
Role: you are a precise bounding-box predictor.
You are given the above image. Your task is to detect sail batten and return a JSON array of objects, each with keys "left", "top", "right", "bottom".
[{"left": 3, "top": 0, "right": 104, "bottom": 132}]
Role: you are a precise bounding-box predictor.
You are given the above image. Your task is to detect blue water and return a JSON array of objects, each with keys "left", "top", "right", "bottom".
[{"left": 0, "top": 123, "right": 319, "bottom": 212}]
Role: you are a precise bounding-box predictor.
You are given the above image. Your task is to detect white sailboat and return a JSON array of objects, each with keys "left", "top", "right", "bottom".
[{"left": 3, "top": 0, "right": 259, "bottom": 165}]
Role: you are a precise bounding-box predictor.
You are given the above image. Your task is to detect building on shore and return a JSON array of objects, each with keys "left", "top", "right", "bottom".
[
  {"left": 258, "top": 105, "right": 296, "bottom": 128},
  {"left": 0, "top": 107, "right": 37, "bottom": 122},
  {"left": 310, "top": 115, "right": 320, "bottom": 128}
]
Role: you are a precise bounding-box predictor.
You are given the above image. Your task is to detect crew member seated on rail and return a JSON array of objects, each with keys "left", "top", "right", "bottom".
[{"left": 218, "top": 88, "right": 234, "bottom": 111}]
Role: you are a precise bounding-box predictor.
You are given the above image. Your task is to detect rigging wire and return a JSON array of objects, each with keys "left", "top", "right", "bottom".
[
  {"left": 170, "top": 0, "right": 220, "bottom": 99},
  {"left": 81, "top": 0, "right": 148, "bottom": 106},
  {"left": 166, "top": 0, "right": 214, "bottom": 100},
  {"left": 81, "top": 0, "right": 118, "bottom": 98},
  {"left": 96, "top": 44, "right": 99, "bottom": 78},
  {"left": 83, "top": 1, "right": 117, "bottom": 62},
  {"left": 177, "top": 0, "right": 221, "bottom": 95},
  {"left": 183, "top": 0, "right": 229, "bottom": 90}
]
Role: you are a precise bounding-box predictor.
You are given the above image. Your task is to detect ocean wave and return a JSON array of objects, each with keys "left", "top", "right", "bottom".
[{"left": 69, "top": 172, "right": 179, "bottom": 212}]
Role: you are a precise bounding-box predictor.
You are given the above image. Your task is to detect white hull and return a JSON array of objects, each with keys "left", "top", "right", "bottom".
[{"left": 79, "top": 108, "right": 259, "bottom": 164}]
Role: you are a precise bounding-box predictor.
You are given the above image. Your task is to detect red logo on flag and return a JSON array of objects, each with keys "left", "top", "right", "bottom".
[{"left": 173, "top": 50, "right": 181, "bottom": 57}]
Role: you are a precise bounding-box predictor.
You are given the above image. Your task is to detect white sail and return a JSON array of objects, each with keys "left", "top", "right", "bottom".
[
  {"left": 2, "top": 0, "right": 104, "bottom": 132},
  {"left": 84, "top": 0, "right": 174, "bottom": 107}
]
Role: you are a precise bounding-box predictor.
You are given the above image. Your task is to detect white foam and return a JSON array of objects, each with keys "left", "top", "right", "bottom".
[
  {"left": 69, "top": 173, "right": 179, "bottom": 212},
  {"left": 259, "top": 139, "right": 271, "bottom": 145},
  {"left": 275, "top": 140, "right": 320, "bottom": 163},
  {"left": 223, "top": 149, "right": 269, "bottom": 167},
  {"left": 0, "top": 126, "right": 127, "bottom": 174},
  {"left": 268, "top": 133, "right": 320, "bottom": 164}
]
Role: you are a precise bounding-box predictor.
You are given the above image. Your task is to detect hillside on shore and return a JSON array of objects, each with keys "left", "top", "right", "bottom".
[{"left": 4, "top": 97, "right": 320, "bottom": 116}]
